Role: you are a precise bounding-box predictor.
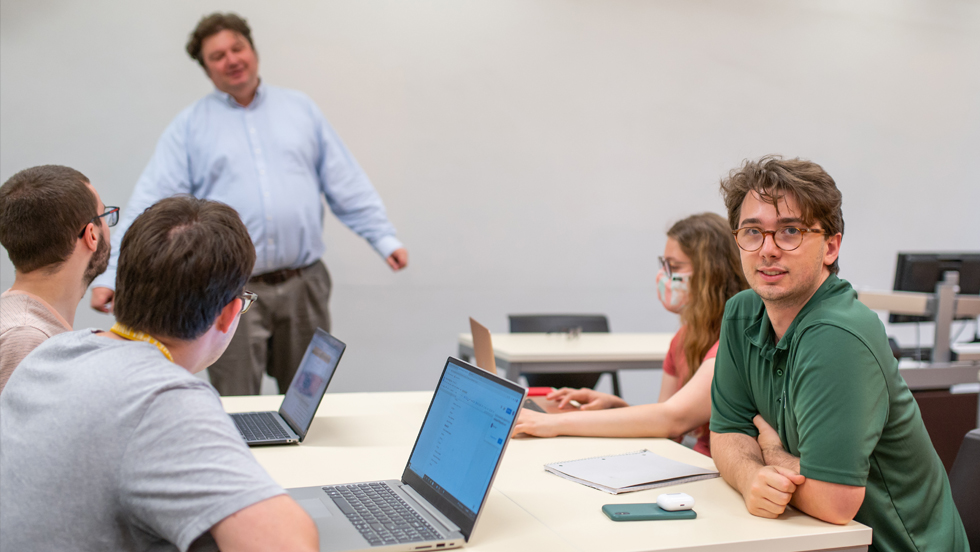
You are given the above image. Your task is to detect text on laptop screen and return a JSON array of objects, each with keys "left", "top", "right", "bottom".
[
  {"left": 406, "top": 362, "right": 523, "bottom": 518},
  {"left": 279, "top": 332, "right": 342, "bottom": 432}
]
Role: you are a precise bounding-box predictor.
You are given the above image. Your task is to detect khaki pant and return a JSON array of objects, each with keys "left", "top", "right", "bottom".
[{"left": 208, "top": 261, "right": 332, "bottom": 395}]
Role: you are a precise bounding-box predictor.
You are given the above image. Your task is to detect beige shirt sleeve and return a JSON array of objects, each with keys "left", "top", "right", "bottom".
[{"left": 0, "top": 326, "right": 50, "bottom": 393}]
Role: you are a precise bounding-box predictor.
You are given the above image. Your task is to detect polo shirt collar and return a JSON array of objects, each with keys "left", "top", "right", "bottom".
[{"left": 743, "top": 273, "right": 842, "bottom": 355}]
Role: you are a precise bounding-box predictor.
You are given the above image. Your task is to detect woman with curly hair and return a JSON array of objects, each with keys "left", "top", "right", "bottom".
[{"left": 513, "top": 212, "right": 746, "bottom": 456}]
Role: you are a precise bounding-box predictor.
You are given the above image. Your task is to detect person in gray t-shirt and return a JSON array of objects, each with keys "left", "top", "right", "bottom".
[{"left": 0, "top": 196, "right": 318, "bottom": 551}]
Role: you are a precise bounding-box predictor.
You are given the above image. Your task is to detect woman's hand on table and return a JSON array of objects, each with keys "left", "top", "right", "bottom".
[
  {"left": 512, "top": 409, "right": 562, "bottom": 438},
  {"left": 547, "top": 387, "right": 628, "bottom": 410}
]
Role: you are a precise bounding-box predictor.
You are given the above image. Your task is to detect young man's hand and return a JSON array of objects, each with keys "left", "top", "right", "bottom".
[{"left": 741, "top": 465, "right": 806, "bottom": 518}]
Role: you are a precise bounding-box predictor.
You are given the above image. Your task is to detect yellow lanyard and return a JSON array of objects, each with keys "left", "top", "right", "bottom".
[{"left": 110, "top": 322, "right": 174, "bottom": 363}]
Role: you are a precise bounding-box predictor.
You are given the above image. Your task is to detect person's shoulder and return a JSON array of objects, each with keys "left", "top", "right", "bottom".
[
  {"left": 266, "top": 84, "right": 315, "bottom": 104},
  {"left": 723, "top": 289, "right": 764, "bottom": 321},
  {"left": 169, "top": 92, "right": 230, "bottom": 128},
  {"left": 28, "top": 332, "right": 207, "bottom": 390},
  {"left": 800, "top": 276, "right": 882, "bottom": 334}
]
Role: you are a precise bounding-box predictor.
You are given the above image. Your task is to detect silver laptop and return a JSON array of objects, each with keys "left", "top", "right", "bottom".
[
  {"left": 230, "top": 328, "right": 346, "bottom": 446},
  {"left": 289, "top": 357, "right": 527, "bottom": 551},
  {"left": 469, "top": 317, "right": 545, "bottom": 413}
]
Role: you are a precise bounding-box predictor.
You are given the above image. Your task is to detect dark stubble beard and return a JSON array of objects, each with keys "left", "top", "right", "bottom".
[{"left": 82, "top": 227, "right": 110, "bottom": 289}]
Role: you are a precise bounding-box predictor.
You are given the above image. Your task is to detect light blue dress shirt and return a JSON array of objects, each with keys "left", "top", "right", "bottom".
[{"left": 93, "top": 83, "right": 402, "bottom": 289}]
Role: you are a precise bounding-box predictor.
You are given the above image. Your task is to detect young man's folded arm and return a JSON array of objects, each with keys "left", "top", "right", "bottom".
[{"left": 762, "top": 445, "right": 864, "bottom": 524}]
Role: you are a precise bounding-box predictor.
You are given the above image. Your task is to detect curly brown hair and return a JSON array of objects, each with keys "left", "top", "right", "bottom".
[
  {"left": 667, "top": 213, "right": 747, "bottom": 379},
  {"left": 720, "top": 155, "right": 844, "bottom": 274},
  {"left": 185, "top": 12, "right": 255, "bottom": 68}
]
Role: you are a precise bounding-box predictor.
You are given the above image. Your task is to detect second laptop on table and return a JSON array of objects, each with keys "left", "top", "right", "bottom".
[{"left": 229, "top": 328, "right": 346, "bottom": 446}]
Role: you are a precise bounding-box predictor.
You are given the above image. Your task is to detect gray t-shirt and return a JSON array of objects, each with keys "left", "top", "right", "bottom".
[{"left": 0, "top": 330, "right": 285, "bottom": 552}]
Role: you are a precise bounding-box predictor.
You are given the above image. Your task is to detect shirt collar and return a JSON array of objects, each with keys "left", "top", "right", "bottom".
[
  {"left": 212, "top": 79, "right": 265, "bottom": 109},
  {"left": 743, "top": 273, "right": 842, "bottom": 355}
]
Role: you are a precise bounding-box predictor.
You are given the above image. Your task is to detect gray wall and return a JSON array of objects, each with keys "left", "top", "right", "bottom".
[{"left": 2, "top": 0, "right": 978, "bottom": 399}]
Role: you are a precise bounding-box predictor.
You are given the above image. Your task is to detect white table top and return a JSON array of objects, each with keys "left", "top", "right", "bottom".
[
  {"left": 457, "top": 332, "right": 675, "bottom": 362},
  {"left": 223, "top": 392, "right": 871, "bottom": 552}
]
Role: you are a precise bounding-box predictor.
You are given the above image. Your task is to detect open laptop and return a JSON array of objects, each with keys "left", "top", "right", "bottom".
[
  {"left": 230, "top": 328, "right": 346, "bottom": 446},
  {"left": 289, "top": 357, "right": 527, "bottom": 551},
  {"left": 469, "top": 317, "right": 545, "bottom": 413}
]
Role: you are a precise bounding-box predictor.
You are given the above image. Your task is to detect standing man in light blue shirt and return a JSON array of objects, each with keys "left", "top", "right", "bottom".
[{"left": 91, "top": 12, "right": 408, "bottom": 395}]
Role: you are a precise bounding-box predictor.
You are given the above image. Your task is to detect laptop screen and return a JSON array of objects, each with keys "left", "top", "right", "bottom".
[
  {"left": 279, "top": 329, "right": 346, "bottom": 438},
  {"left": 402, "top": 358, "right": 525, "bottom": 539}
]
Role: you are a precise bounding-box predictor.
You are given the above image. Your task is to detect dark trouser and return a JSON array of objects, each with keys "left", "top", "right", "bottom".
[{"left": 208, "top": 261, "right": 332, "bottom": 396}]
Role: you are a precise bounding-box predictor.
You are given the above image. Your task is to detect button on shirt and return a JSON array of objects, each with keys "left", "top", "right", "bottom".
[
  {"left": 710, "top": 275, "right": 968, "bottom": 552},
  {"left": 93, "top": 83, "right": 402, "bottom": 288}
]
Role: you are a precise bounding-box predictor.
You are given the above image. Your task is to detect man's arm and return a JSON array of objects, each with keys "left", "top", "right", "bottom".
[
  {"left": 309, "top": 101, "right": 406, "bottom": 264},
  {"left": 210, "top": 495, "right": 317, "bottom": 552},
  {"left": 710, "top": 431, "right": 805, "bottom": 519},
  {"left": 753, "top": 415, "right": 865, "bottom": 525}
]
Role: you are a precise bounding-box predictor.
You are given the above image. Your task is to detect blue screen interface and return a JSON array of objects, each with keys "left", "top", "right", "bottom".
[
  {"left": 407, "top": 362, "right": 523, "bottom": 518},
  {"left": 279, "top": 332, "right": 342, "bottom": 432}
]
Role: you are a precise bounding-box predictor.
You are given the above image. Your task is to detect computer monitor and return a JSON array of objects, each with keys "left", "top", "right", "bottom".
[{"left": 889, "top": 252, "right": 980, "bottom": 324}]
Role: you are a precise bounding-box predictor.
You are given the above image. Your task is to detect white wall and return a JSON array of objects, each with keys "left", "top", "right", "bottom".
[{"left": 2, "top": 0, "right": 978, "bottom": 397}]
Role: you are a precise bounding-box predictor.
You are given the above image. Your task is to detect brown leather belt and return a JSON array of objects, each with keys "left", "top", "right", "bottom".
[{"left": 249, "top": 262, "right": 315, "bottom": 286}]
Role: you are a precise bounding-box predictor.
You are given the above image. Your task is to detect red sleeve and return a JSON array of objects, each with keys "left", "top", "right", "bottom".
[{"left": 704, "top": 340, "right": 720, "bottom": 360}]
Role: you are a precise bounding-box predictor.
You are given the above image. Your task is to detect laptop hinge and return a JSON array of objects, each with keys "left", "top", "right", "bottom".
[
  {"left": 278, "top": 410, "right": 301, "bottom": 437},
  {"left": 399, "top": 484, "right": 460, "bottom": 534}
]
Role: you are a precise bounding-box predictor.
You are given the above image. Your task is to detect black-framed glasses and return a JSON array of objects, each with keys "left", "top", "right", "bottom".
[
  {"left": 733, "top": 226, "right": 827, "bottom": 252},
  {"left": 238, "top": 290, "right": 258, "bottom": 314},
  {"left": 78, "top": 206, "right": 120, "bottom": 238},
  {"left": 657, "top": 256, "right": 690, "bottom": 279}
]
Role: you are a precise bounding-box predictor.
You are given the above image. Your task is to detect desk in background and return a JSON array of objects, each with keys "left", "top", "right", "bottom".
[
  {"left": 457, "top": 332, "right": 674, "bottom": 383},
  {"left": 223, "top": 392, "right": 871, "bottom": 552}
]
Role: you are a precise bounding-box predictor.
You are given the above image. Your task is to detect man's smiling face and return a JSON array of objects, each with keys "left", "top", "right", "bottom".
[
  {"left": 201, "top": 29, "right": 259, "bottom": 100},
  {"left": 737, "top": 191, "right": 837, "bottom": 309}
]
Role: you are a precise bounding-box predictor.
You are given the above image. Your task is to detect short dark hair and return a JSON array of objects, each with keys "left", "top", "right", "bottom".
[
  {"left": 720, "top": 155, "right": 844, "bottom": 274},
  {"left": 186, "top": 12, "right": 254, "bottom": 68},
  {"left": 0, "top": 165, "right": 97, "bottom": 273},
  {"left": 113, "top": 196, "right": 255, "bottom": 340}
]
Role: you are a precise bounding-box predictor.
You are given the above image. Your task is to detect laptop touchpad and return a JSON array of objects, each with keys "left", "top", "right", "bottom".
[{"left": 298, "top": 498, "right": 333, "bottom": 519}]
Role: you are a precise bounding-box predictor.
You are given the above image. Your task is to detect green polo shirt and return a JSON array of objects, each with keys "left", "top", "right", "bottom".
[{"left": 710, "top": 274, "right": 967, "bottom": 552}]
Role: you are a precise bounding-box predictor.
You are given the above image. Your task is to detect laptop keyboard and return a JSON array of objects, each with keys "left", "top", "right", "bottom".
[
  {"left": 233, "top": 412, "right": 290, "bottom": 441},
  {"left": 324, "top": 483, "right": 443, "bottom": 546}
]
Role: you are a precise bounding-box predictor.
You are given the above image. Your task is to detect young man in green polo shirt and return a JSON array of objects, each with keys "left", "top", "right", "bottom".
[{"left": 709, "top": 156, "right": 967, "bottom": 551}]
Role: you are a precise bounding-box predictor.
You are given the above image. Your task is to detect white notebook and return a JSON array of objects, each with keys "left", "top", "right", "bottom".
[{"left": 545, "top": 449, "right": 718, "bottom": 494}]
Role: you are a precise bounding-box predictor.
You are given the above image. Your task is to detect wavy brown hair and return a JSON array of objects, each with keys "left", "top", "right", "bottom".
[{"left": 667, "top": 213, "right": 747, "bottom": 379}]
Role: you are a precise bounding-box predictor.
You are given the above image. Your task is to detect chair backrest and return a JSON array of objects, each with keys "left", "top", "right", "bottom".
[
  {"left": 949, "top": 428, "right": 980, "bottom": 550},
  {"left": 508, "top": 314, "right": 609, "bottom": 334}
]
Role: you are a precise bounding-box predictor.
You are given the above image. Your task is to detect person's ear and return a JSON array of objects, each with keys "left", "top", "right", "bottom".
[
  {"left": 824, "top": 233, "right": 842, "bottom": 268},
  {"left": 214, "top": 298, "right": 242, "bottom": 334},
  {"left": 80, "top": 223, "right": 99, "bottom": 253}
]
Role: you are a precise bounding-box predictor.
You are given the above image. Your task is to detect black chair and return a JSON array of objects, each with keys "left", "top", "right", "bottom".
[
  {"left": 508, "top": 314, "right": 621, "bottom": 396},
  {"left": 950, "top": 428, "right": 980, "bottom": 550}
]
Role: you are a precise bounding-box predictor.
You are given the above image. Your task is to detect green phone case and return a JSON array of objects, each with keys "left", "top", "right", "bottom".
[{"left": 601, "top": 503, "right": 697, "bottom": 521}]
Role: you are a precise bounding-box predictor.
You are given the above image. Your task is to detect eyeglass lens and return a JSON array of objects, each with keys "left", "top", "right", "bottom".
[
  {"left": 104, "top": 207, "right": 119, "bottom": 227},
  {"left": 736, "top": 227, "right": 804, "bottom": 251}
]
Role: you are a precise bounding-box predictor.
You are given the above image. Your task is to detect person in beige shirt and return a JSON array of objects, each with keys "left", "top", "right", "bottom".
[{"left": 0, "top": 165, "right": 116, "bottom": 392}]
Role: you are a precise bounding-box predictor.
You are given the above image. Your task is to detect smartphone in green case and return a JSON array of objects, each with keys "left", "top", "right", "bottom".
[{"left": 602, "top": 503, "right": 697, "bottom": 521}]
